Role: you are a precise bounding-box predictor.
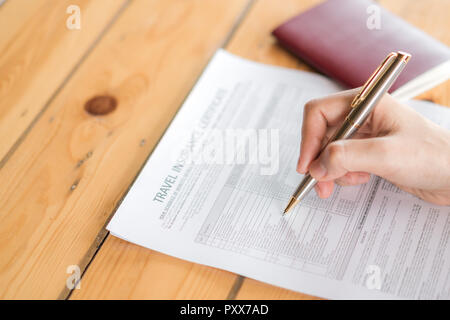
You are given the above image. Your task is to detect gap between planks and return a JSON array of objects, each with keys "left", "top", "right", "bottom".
[
  {"left": 62, "top": 0, "right": 257, "bottom": 300},
  {"left": 0, "top": 0, "right": 131, "bottom": 170}
]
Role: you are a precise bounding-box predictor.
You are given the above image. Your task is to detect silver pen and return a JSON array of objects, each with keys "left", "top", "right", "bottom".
[{"left": 284, "top": 51, "right": 411, "bottom": 215}]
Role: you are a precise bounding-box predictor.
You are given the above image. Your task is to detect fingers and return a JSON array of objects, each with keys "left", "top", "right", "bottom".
[
  {"left": 297, "top": 90, "right": 404, "bottom": 200},
  {"left": 297, "top": 89, "right": 359, "bottom": 174},
  {"left": 314, "top": 172, "right": 370, "bottom": 199},
  {"left": 315, "top": 181, "right": 334, "bottom": 198},
  {"left": 309, "top": 137, "right": 393, "bottom": 181},
  {"left": 297, "top": 91, "right": 403, "bottom": 175}
]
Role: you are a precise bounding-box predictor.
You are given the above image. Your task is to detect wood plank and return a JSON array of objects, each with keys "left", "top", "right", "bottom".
[
  {"left": 235, "top": 278, "right": 321, "bottom": 300},
  {"left": 70, "top": 237, "right": 237, "bottom": 299},
  {"left": 0, "top": 0, "right": 250, "bottom": 299},
  {"left": 76, "top": 0, "right": 450, "bottom": 300},
  {"left": 226, "top": 0, "right": 323, "bottom": 68},
  {"left": 71, "top": 0, "right": 322, "bottom": 300},
  {"left": 3, "top": 0, "right": 448, "bottom": 300},
  {"left": 0, "top": 0, "right": 128, "bottom": 163}
]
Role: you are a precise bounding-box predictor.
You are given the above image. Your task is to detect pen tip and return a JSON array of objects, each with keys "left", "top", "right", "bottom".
[{"left": 283, "top": 197, "right": 298, "bottom": 215}]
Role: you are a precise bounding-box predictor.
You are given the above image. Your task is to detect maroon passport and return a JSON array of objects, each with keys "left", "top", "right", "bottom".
[{"left": 272, "top": 0, "right": 450, "bottom": 95}]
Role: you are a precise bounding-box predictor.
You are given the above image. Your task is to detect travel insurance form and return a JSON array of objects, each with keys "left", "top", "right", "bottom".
[{"left": 108, "top": 50, "right": 450, "bottom": 299}]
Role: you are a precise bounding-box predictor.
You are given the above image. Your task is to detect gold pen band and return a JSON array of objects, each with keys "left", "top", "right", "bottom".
[{"left": 345, "top": 117, "right": 361, "bottom": 129}]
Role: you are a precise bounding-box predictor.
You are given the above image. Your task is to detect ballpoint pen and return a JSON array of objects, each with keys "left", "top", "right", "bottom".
[{"left": 283, "top": 51, "right": 411, "bottom": 215}]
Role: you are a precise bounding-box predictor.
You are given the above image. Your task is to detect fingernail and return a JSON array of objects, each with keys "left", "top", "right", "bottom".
[
  {"left": 297, "top": 163, "right": 305, "bottom": 174},
  {"left": 314, "top": 184, "right": 322, "bottom": 197},
  {"left": 310, "top": 161, "right": 327, "bottom": 180},
  {"left": 297, "top": 156, "right": 306, "bottom": 173}
]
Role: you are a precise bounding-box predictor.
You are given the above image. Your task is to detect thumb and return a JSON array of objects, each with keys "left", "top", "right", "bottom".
[{"left": 308, "top": 137, "right": 392, "bottom": 181}]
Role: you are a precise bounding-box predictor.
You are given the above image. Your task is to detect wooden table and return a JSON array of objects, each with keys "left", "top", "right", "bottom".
[{"left": 0, "top": 0, "right": 448, "bottom": 299}]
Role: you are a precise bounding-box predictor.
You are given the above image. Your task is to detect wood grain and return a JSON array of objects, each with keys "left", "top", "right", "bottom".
[
  {"left": 0, "top": 0, "right": 128, "bottom": 163},
  {"left": 0, "top": 0, "right": 249, "bottom": 299},
  {"left": 71, "top": 237, "right": 237, "bottom": 299},
  {"left": 1, "top": 0, "right": 448, "bottom": 300},
  {"left": 68, "top": 0, "right": 450, "bottom": 300},
  {"left": 235, "top": 278, "right": 322, "bottom": 300},
  {"left": 71, "top": 0, "right": 324, "bottom": 300},
  {"left": 226, "top": 0, "right": 323, "bottom": 68}
]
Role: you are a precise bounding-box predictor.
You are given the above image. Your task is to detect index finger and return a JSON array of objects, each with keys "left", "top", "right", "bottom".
[{"left": 297, "top": 89, "right": 359, "bottom": 173}]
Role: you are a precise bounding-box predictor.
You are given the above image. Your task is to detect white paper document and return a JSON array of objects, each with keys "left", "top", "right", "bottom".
[{"left": 108, "top": 50, "right": 450, "bottom": 299}]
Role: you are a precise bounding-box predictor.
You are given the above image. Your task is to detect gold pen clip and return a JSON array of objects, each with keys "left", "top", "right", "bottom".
[{"left": 351, "top": 52, "right": 398, "bottom": 108}]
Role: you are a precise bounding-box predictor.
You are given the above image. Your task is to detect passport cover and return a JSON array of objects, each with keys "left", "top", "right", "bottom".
[{"left": 272, "top": 0, "right": 450, "bottom": 92}]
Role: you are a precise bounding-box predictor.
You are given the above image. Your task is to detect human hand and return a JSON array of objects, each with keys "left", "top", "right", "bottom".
[{"left": 297, "top": 89, "right": 450, "bottom": 206}]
